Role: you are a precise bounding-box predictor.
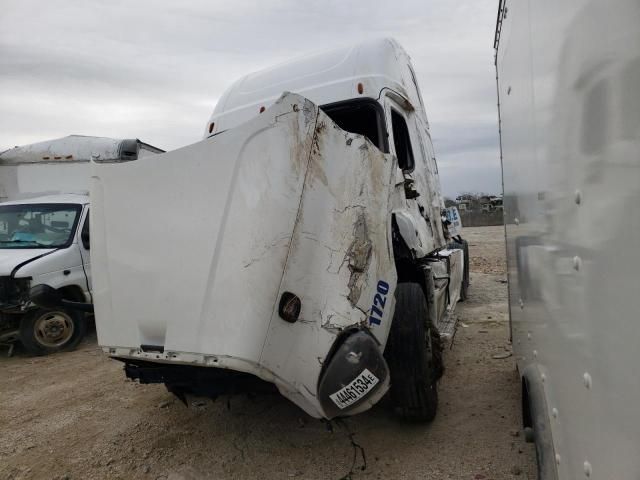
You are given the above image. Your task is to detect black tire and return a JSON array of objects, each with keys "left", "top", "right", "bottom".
[
  {"left": 19, "top": 307, "right": 86, "bottom": 355},
  {"left": 385, "top": 282, "right": 438, "bottom": 422},
  {"left": 448, "top": 239, "right": 470, "bottom": 301}
]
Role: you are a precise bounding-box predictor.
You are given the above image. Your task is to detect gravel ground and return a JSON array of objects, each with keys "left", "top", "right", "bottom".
[{"left": 0, "top": 226, "right": 536, "bottom": 480}]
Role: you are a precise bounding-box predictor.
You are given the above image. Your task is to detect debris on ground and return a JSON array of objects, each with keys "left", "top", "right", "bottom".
[{"left": 0, "top": 226, "right": 535, "bottom": 479}]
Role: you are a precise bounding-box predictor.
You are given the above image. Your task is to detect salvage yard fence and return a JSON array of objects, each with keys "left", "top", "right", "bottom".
[{"left": 460, "top": 211, "right": 504, "bottom": 227}]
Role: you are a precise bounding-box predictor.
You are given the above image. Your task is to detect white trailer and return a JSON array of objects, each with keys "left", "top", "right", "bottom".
[
  {"left": 0, "top": 136, "right": 162, "bottom": 355},
  {"left": 495, "top": 0, "right": 640, "bottom": 477},
  {"left": 89, "top": 38, "right": 468, "bottom": 421}
]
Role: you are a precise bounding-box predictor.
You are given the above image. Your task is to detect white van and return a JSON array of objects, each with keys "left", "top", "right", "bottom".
[
  {"left": 0, "top": 136, "right": 162, "bottom": 355},
  {"left": 91, "top": 38, "right": 468, "bottom": 420}
]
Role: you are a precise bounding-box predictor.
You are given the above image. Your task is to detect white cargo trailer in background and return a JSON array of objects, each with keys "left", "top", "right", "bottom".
[
  {"left": 0, "top": 135, "right": 162, "bottom": 201},
  {"left": 0, "top": 136, "right": 163, "bottom": 355},
  {"left": 89, "top": 38, "right": 469, "bottom": 421},
  {"left": 495, "top": 0, "right": 640, "bottom": 478}
]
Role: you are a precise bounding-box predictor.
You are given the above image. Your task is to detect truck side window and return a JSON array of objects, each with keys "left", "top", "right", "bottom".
[
  {"left": 320, "top": 99, "right": 389, "bottom": 153},
  {"left": 391, "top": 109, "right": 415, "bottom": 171},
  {"left": 81, "top": 212, "right": 90, "bottom": 250}
]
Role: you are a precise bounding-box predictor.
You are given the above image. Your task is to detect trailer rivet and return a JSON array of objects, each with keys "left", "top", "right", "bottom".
[
  {"left": 583, "top": 372, "right": 592, "bottom": 389},
  {"left": 575, "top": 190, "right": 582, "bottom": 205},
  {"left": 584, "top": 461, "right": 592, "bottom": 477},
  {"left": 573, "top": 256, "right": 582, "bottom": 271},
  {"left": 552, "top": 407, "right": 558, "bottom": 418},
  {"left": 555, "top": 454, "right": 561, "bottom": 465},
  {"left": 533, "top": 349, "right": 538, "bottom": 358}
]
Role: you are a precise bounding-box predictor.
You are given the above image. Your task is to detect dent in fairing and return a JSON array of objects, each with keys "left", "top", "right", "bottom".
[{"left": 346, "top": 211, "right": 373, "bottom": 306}]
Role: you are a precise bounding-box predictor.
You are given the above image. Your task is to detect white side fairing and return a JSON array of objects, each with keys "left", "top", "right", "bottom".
[{"left": 93, "top": 93, "right": 396, "bottom": 417}]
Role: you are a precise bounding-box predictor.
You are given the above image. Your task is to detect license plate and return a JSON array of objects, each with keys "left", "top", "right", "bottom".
[{"left": 329, "top": 369, "right": 379, "bottom": 409}]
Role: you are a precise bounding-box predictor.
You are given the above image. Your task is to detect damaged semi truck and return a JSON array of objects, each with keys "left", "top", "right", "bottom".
[{"left": 89, "top": 38, "right": 468, "bottom": 421}]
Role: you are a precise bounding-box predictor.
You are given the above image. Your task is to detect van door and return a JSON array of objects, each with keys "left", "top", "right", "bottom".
[{"left": 384, "top": 96, "right": 438, "bottom": 255}]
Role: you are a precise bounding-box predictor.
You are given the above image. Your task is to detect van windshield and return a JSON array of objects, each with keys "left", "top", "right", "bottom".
[{"left": 0, "top": 203, "right": 82, "bottom": 249}]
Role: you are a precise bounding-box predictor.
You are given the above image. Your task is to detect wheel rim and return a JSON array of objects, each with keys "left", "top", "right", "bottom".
[{"left": 33, "top": 311, "right": 74, "bottom": 348}]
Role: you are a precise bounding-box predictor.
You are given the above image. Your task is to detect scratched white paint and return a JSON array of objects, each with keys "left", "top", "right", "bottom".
[{"left": 92, "top": 94, "right": 395, "bottom": 417}]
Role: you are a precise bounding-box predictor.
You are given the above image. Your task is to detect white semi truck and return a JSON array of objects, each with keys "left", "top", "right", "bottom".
[
  {"left": 0, "top": 136, "right": 162, "bottom": 355},
  {"left": 495, "top": 0, "right": 640, "bottom": 477},
  {"left": 38, "top": 39, "right": 468, "bottom": 421}
]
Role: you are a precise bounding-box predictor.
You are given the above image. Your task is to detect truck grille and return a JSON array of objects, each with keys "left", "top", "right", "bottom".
[{"left": 0, "top": 276, "right": 31, "bottom": 309}]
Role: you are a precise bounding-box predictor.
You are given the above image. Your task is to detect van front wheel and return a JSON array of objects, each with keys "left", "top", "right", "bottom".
[{"left": 20, "top": 307, "right": 86, "bottom": 355}]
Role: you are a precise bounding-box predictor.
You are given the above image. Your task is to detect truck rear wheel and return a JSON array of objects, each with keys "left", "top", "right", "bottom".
[
  {"left": 385, "top": 282, "right": 438, "bottom": 422},
  {"left": 19, "top": 307, "right": 86, "bottom": 355}
]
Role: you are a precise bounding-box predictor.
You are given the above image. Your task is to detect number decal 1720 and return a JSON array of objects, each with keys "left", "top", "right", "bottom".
[{"left": 369, "top": 280, "right": 390, "bottom": 326}]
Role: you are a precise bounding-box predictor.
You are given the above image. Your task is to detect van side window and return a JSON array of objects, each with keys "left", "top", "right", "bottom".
[{"left": 391, "top": 109, "right": 415, "bottom": 171}]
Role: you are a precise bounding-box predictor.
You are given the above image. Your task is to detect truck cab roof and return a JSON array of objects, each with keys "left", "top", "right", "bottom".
[{"left": 204, "top": 38, "right": 428, "bottom": 137}]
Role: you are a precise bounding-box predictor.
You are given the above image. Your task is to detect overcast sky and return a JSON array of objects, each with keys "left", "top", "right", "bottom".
[{"left": 0, "top": 0, "right": 501, "bottom": 197}]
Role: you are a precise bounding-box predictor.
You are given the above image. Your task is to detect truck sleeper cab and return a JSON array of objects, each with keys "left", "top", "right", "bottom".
[{"left": 93, "top": 38, "right": 467, "bottom": 420}]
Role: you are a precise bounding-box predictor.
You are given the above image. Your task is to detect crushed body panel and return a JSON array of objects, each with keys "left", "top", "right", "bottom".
[{"left": 93, "top": 93, "right": 396, "bottom": 418}]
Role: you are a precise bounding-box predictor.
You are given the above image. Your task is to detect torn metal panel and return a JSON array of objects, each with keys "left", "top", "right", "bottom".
[
  {"left": 345, "top": 211, "right": 373, "bottom": 306},
  {"left": 260, "top": 108, "right": 397, "bottom": 412}
]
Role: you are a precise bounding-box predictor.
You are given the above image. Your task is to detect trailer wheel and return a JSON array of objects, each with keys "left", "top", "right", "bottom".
[
  {"left": 448, "top": 239, "right": 470, "bottom": 301},
  {"left": 385, "top": 282, "right": 438, "bottom": 422},
  {"left": 19, "top": 307, "right": 86, "bottom": 355}
]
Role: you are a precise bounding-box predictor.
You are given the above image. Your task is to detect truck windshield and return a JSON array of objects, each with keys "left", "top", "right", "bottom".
[{"left": 0, "top": 203, "right": 82, "bottom": 249}]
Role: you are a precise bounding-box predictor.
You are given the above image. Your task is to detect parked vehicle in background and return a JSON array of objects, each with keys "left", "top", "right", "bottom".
[
  {"left": 0, "top": 136, "right": 163, "bottom": 355},
  {"left": 495, "top": 0, "right": 640, "bottom": 477},
  {"left": 91, "top": 38, "right": 469, "bottom": 421}
]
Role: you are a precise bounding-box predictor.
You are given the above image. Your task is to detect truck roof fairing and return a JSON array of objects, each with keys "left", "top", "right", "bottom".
[{"left": 204, "top": 38, "right": 428, "bottom": 137}]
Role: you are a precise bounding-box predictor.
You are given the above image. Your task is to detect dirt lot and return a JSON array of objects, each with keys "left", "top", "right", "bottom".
[{"left": 0, "top": 226, "right": 536, "bottom": 480}]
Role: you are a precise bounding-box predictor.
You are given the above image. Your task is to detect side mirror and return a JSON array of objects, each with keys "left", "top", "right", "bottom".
[
  {"left": 81, "top": 216, "right": 90, "bottom": 250},
  {"left": 81, "top": 229, "right": 90, "bottom": 250},
  {"left": 30, "top": 284, "right": 63, "bottom": 308}
]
